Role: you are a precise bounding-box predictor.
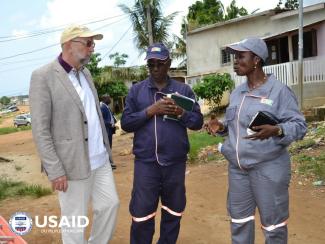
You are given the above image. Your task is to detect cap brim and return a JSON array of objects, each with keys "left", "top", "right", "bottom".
[
  {"left": 79, "top": 31, "right": 103, "bottom": 40},
  {"left": 226, "top": 44, "right": 250, "bottom": 54},
  {"left": 145, "top": 54, "right": 169, "bottom": 60}
]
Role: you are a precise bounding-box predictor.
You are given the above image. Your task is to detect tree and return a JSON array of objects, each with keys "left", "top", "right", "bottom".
[
  {"left": 119, "top": 0, "right": 178, "bottom": 53},
  {"left": 186, "top": 0, "right": 248, "bottom": 30},
  {"left": 224, "top": 0, "right": 248, "bottom": 20},
  {"left": 193, "top": 73, "right": 234, "bottom": 112},
  {"left": 109, "top": 52, "right": 129, "bottom": 67},
  {"left": 96, "top": 81, "right": 129, "bottom": 101},
  {"left": 0, "top": 96, "right": 10, "bottom": 105},
  {"left": 85, "top": 53, "right": 103, "bottom": 81},
  {"left": 276, "top": 0, "right": 299, "bottom": 10},
  {"left": 187, "top": 0, "right": 224, "bottom": 30}
]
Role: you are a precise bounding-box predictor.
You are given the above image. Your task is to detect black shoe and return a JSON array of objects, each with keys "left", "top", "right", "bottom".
[{"left": 111, "top": 163, "right": 117, "bottom": 170}]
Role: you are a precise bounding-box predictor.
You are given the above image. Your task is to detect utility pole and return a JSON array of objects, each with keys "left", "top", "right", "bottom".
[
  {"left": 298, "top": 0, "right": 304, "bottom": 110},
  {"left": 146, "top": 0, "right": 154, "bottom": 45}
]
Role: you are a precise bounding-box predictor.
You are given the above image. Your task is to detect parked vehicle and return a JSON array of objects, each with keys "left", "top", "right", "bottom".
[
  {"left": 8, "top": 105, "right": 19, "bottom": 112},
  {"left": 13, "top": 114, "right": 31, "bottom": 127}
]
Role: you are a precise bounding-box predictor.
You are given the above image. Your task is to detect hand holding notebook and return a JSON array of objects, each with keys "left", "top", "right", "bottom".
[{"left": 246, "top": 111, "right": 280, "bottom": 137}]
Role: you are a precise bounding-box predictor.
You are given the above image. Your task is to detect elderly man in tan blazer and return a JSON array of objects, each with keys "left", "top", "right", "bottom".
[{"left": 29, "top": 25, "right": 119, "bottom": 244}]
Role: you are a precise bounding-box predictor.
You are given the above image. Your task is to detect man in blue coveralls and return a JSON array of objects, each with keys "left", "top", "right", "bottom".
[{"left": 121, "top": 43, "right": 203, "bottom": 244}]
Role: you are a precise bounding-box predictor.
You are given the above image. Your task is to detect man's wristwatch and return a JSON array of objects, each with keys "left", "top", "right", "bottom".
[{"left": 277, "top": 125, "right": 283, "bottom": 137}]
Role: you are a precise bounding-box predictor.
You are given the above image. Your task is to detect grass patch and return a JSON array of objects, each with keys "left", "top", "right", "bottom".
[
  {"left": 188, "top": 131, "right": 223, "bottom": 162},
  {"left": 0, "top": 178, "right": 52, "bottom": 200},
  {"left": 0, "top": 125, "right": 31, "bottom": 135},
  {"left": 293, "top": 153, "right": 325, "bottom": 181},
  {"left": 289, "top": 139, "right": 316, "bottom": 153},
  {"left": 17, "top": 185, "right": 53, "bottom": 198}
]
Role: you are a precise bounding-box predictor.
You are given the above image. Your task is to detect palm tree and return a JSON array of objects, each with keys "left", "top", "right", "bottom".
[{"left": 119, "top": 0, "right": 178, "bottom": 54}]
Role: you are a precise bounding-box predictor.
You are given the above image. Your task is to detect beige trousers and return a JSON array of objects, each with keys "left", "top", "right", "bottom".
[{"left": 58, "top": 163, "right": 119, "bottom": 244}]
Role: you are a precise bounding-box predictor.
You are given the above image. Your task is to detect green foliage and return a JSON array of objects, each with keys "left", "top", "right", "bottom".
[
  {"left": 186, "top": 0, "right": 248, "bottom": 30},
  {"left": 119, "top": 0, "right": 178, "bottom": 53},
  {"left": 85, "top": 53, "right": 103, "bottom": 81},
  {"left": 276, "top": 0, "right": 299, "bottom": 10},
  {"left": 109, "top": 52, "right": 129, "bottom": 67},
  {"left": 293, "top": 153, "right": 325, "bottom": 181},
  {"left": 0, "top": 178, "right": 52, "bottom": 200},
  {"left": 0, "top": 125, "right": 31, "bottom": 135},
  {"left": 188, "top": 131, "right": 223, "bottom": 162},
  {"left": 193, "top": 73, "right": 234, "bottom": 112},
  {"left": 224, "top": 0, "right": 248, "bottom": 20},
  {"left": 96, "top": 81, "right": 128, "bottom": 100},
  {"left": 289, "top": 138, "right": 316, "bottom": 153},
  {"left": 188, "top": 0, "right": 224, "bottom": 28},
  {"left": 17, "top": 185, "right": 53, "bottom": 198},
  {"left": 0, "top": 96, "right": 10, "bottom": 105}
]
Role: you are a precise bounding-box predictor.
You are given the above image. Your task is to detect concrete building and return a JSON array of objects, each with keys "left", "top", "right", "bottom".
[{"left": 186, "top": 3, "right": 325, "bottom": 108}]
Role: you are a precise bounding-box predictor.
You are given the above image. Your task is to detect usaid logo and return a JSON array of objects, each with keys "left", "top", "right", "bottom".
[
  {"left": 9, "top": 212, "right": 33, "bottom": 236},
  {"left": 35, "top": 215, "right": 89, "bottom": 229}
]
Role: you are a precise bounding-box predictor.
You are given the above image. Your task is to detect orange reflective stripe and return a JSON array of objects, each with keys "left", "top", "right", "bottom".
[
  {"left": 261, "top": 220, "right": 288, "bottom": 232},
  {"left": 231, "top": 215, "right": 255, "bottom": 224},
  {"left": 161, "top": 205, "right": 183, "bottom": 217},
  {"left": 132, "top": 212, "right": 156, "bottom": 222}
]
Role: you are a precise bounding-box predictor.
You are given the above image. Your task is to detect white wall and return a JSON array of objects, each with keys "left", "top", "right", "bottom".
[{"left": 187, "top": 5, "right": 325, "bottom": 76}]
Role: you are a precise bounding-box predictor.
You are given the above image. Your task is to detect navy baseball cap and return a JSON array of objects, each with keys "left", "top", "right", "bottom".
[
  {"left": 145, "top": 43, "right": 170, "bottom": 60},
  {"left": 226, "top": 37, "right": 268, "bottom": 62}
]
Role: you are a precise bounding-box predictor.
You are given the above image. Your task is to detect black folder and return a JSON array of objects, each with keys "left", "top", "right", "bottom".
[{"left": 248, "top": 111, "right": 280, "bottom": 131}]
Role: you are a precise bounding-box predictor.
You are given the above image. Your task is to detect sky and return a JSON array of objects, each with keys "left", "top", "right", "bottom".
[{"left": 0, "top": 0, "right": 323, "bottom": 97}]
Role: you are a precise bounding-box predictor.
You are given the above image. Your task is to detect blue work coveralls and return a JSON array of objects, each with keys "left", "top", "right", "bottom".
[
  {"left": 121, "top": 77, "right": 203, "bottom": 244},
  {"left": 220, "top": 74, "right": 307, "bottom": 244}
]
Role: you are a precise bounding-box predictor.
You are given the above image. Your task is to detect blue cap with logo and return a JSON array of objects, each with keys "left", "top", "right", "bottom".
[
  {"left": 145, "top": 43, "right": 170, "bottom": 60},
  {"left": 226, "top": 37, "right": 268, "bottom": 62}
]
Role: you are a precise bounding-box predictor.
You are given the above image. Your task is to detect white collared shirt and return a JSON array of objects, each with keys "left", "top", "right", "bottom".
[{"left": 68, "top": 70, "right": 109, "bottom": 170}]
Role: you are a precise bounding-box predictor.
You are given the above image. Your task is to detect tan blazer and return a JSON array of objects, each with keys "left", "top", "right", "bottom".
[{"left": 29, "top": 59, "right": 114, "bottom": 181}]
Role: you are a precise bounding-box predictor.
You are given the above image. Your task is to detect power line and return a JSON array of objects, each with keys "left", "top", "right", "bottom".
[
  {"left": 0, "top": 43, "right": 59, "bottom": 61},
  {"left": 0, "top": 55, "right": 55, "bottom": 66},
  {"left": 0, "top": 17, "right": 129, "bottom": 61},
  {"left": 0, "top": 61, "right": 46, "bottom": 73},
  {"left": 0, "top": 13, "right": 128, "bottom": 42},
  {"left": 101, "top": 24, "right": 133, "bottom": 60}
]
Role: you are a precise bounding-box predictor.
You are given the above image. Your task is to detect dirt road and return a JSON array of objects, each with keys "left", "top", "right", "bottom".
[{"left": 0, "top": 130, "right": 324, "bottom": 244}]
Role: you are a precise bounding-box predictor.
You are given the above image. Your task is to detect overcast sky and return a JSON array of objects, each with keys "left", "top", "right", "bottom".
[{"left": 0, "top": 0, "right": 323, "bottom": 97}]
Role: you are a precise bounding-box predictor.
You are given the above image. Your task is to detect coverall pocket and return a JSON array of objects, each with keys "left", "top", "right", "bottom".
[{"left": 225, "top": 106, "right": 236, "bottom": 121}]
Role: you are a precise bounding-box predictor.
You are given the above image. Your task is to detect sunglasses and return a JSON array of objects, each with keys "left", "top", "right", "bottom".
[
  {"left": 147, "top": 59, "right": 169, "bottom": 69},
  {"left": 71, "top": 39, "right": 95, "bottom": 48}
]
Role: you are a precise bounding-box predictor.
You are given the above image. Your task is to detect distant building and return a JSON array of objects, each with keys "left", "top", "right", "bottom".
[{"left": 10, "top": 95, "right": 29, "bottom": 106}]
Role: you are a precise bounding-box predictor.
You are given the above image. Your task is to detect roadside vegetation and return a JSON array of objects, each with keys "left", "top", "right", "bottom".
[
  {"left": 0, "top": 178, "right": 52, "bottom": 201},
  {"left": 0, "top": 125, "right": 31, "bottom": 135},
  {"left": 189, "top": 121, "right": 325, "bottom": 183},
  {"left": 290, "top": 121, "right": 325, "bottom": 182},
  {"left": 188, "top": 131, "right": 223, "bottom": 162}
]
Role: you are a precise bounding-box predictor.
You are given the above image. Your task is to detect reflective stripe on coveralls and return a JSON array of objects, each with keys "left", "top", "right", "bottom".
[
  {"left": 261, "top": 220, "right": 288, "bottom": 232},
  {"left": 162, "top": 205, "right": 183, "bottom": 217},
  {"left": 132, "top": 212, "right": 156, "bottom": 222},
  {"left": 231, "top": 215, "right": 255, "bottom": 224}
]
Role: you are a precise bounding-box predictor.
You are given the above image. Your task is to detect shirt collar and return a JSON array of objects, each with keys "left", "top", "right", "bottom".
[
  {"left": 58, "top": 53, "right": 73, "bottom": 73},
  {"left": 58, "top": 53, "right": 85, "bottom": 74}
]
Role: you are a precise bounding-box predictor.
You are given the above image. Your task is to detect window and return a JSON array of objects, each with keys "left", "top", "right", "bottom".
[
  {"left": 292, "top": 29, "right": 317, "bottom": 60},
  {"left": 221, "top": 48, "right": 231, "bottom": 65}
]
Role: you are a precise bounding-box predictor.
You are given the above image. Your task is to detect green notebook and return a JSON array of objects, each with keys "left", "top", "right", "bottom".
[{"left": 164, "top": 93, "right": 195, "bottom": 121}]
